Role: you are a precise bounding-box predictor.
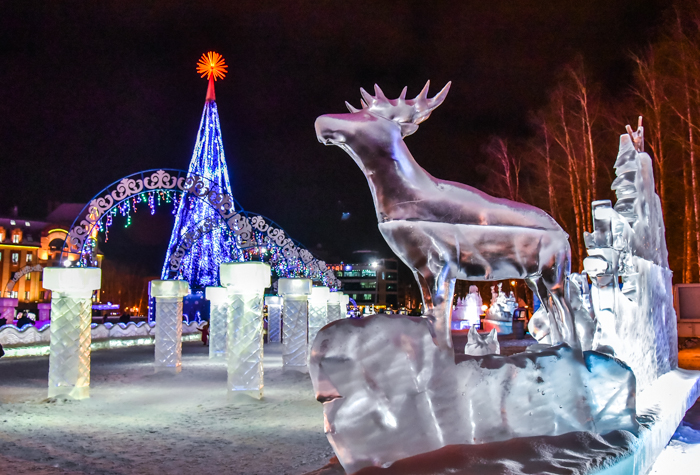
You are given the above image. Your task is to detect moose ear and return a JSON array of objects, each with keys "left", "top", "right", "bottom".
[{"left": 400, "top": 122, "right": 419, "bottom": 137}]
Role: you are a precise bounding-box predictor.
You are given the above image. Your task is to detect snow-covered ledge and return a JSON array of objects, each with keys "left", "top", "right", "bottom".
[
  {"left": 0, "top": 321, "right": 202, "bottom": 358},
  {"left": 594, "top": 369, "right": 700, "bottom": 475}
]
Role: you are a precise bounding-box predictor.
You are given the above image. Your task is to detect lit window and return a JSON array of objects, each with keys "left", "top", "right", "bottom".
[
  {"left": 12, "top": 234, "right": 20, "bottom": 243},
  {"left": 26, "top": 253, "right": 33, "bottom": 263},
  {"left": 0, "top": 234, "right": 4, "bottom": 242},
  {"left": 25, "top": 221, "right": 30, "bottom": 227},
  {"left": 363, "top": 294, "right": 373, "bottom": 300},
  {"left": 26, "top": 273, "right": 31, "bottom": 281},
  {"left": 11, "top": 252, "right": 19, "bottom": 265},
  {"left": 24, "top": 291, "right": 30, "bottom": 301},
  {"left": 10, "top": 291, "right": 17, "bottom": 298}
]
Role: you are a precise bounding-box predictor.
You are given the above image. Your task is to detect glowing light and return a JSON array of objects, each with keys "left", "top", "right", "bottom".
[
  {"left": 196, "top": 51, "right": 228, "bottom": 81},
  {"left": 481, "top": 304, "right": 489, "bottom": 311},
  {"left": 371, "top": 261, "right": 378, "bottom": 268},
  {"left": 510, "top": 280, "right": 517, "bottom": 286}
]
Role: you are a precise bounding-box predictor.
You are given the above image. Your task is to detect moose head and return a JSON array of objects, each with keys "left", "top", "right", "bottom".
[{"left": 315, "top": 81, "right": 451, "bottom": 148}]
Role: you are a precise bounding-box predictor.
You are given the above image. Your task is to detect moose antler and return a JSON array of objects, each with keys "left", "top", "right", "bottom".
[{"left": 347, "top": 81, "right": 451, "bottom": 130}]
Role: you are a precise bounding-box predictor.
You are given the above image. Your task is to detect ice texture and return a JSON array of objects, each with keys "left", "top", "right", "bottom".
[
  {"left": 282, "top": 297, "right": 309, "bottom": 372},
  {"left": 43, "top": 268, "right": 101, "bottom": 400},
  {"left": 310, "top": 314, "right": 637, "bottom": 474},
  {"left": 220, "top": 263, "right": 270, "bottom": 398},
  {"left": 464, "top": 326, "right": 499, "bottom": 355},
  {"left": 150, "top": 280, "right": 189, "bottom": 373},
  {"left": 206, "top": 286, "right": 228, "bottom": 360},
  {"left": 227, "top": 292, "right": 264, "bottom": 398},
  {"left": 265, "top": 296, "right": 283, "bottom": 343},
  {"left": 153, "top": 297, "right": 184, "bottom": 373},
  {"left": 308, "top": 287, "right": 330, "bottom": 363},
  {"left": 47, "top": 295, "right": 93, "bottom": 399},
  {"left": 316, "top": 83, "right": 578, "bottom": 350},
  {"left": 279, "top": 278, "right": 312, "bottom": 373},
  {"left": 581, "top": 128, "right": 677, "bottom": 390}
]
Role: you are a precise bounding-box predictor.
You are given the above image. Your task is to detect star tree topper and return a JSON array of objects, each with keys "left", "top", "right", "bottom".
[{"left": 197, "top": 51, "right": 227, "bottom": 102}]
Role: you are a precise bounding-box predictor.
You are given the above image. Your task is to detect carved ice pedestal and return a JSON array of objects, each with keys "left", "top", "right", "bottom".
[
  {"left": 220, "top": 262, "right": 271, "bottom": 399},
  {"left": 279, "top": 278, "right": 312, "bottom": 373},
  {"left": 308, "top": 286, "right": 330, "bottom": 360},
  {"left": 43, "top": 267, "right": 101, "bottom": 400},
  {"left": 265, "top": 296, "right": 283, "bottom": 343},
  {"left": 150, "top": 280, "right": 189, "bottom": 373},
  {"left": 205, "top": 286, "right": 228, "bottom": 360}
]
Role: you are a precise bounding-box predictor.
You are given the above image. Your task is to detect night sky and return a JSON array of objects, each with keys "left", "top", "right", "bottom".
[{"left": 0, "top": 1, "right": 671, "bottom": 271}]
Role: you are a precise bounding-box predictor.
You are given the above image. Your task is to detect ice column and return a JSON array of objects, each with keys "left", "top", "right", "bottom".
[
  {"left": 220, "top": 262, "right": 271, "bottom": 399},
  {"left": 43, "top": 267, "right": 101, "bottom": 400},
  {"left": 327, "top": 292, "right": 349, "bottom": 324},
  {"left": 309, "top": 286, "right": 331, "bottom": 358},
  {"left": 205, "top": 286, "right": 228, "bottom": 360},
  {"left": 279, "top": 278, "right": 312, "bottom": 372},
  {"left": 150, "top": 280, "right": 190, "bottom": 373},
  {"left": 265, "top": 296, "right": 283, "bottom": 343}
]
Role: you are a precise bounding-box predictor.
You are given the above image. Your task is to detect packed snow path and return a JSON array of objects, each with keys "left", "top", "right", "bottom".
[{"left": 0, "top": 342, "right": 333, "bottom": 474}]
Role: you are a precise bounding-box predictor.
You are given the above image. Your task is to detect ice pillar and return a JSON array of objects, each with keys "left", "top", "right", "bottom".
[
  {"left": 220, "top": 262, "right": 271, "bottom": 399},
  {"left": 309, "top": 287, "right": 331, "bottom": 359},
  {"left": 205, "top": 286, "right": 228, "bottom": 360},
  {"left": 265, "top": 296, "right": 283, "bottom": 343},
  {"left": 327, "top": 292, "right": 349, "bottom": 325},
  {"left": 150, "top": 280, "right": 190, "bottom": 373},
  {"left": 0, "top": 298, "right": 18, "bottom": 322},
  {"left": 279, "top": 278, "right": 312, "bottom": 373},
  {"left": 43, "top": 267, "right": 101, "bottom": 400}
]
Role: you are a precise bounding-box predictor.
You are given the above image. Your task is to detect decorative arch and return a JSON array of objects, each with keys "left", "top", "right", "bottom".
[{"left": 62, "top": 169, "right": 341, "bottom": 289}]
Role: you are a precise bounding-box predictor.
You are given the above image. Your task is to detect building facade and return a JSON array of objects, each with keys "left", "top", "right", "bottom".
[
  {"left": 328, "top": 258, "right": 399, "bottom": 309},
  {"left": 0, "top": 204, "right": 102, "bottom": 309}
]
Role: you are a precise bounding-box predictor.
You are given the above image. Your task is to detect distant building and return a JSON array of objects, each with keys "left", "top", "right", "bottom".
[
  {"left": 0, "top": 204, "right": 102, "bottom": 306},
  {"left": 328, "top": 256, "right": 399, "bottom": 309}
]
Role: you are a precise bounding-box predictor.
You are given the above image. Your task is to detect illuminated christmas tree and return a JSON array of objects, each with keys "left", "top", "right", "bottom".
[{"left": 161, "top": 52, "right": 233, "bottom": 290}]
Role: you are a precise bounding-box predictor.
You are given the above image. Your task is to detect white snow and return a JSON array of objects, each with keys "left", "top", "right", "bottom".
[{"left": 0, "top": 342, "right": 333, "bottom": 474}]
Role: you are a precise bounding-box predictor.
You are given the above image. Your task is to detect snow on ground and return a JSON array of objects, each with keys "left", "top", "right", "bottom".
[
  {"left": 1, "top": 339, "right": 698, "bottom": 475},
  {"left": 0, "top": 342, "right": 334, "bottom": 475}
]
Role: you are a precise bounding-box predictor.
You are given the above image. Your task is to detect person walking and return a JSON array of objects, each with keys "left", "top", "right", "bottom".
[{"left": 198, "top": 320, "right": 210, "bottom": 346}]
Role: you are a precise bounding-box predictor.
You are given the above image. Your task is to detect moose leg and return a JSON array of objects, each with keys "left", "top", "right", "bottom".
[
  {"left": 414, "top": 270, "right": 433, "bottom": 316},
  {"left": 525, "top": 276, "right": 564, "bottom": 345},
  {"left": 421, "top": 265, "right": 457, "bottom": 352},
  {"left": 546, "top": 282, "right": 579, "bottom": 350}
]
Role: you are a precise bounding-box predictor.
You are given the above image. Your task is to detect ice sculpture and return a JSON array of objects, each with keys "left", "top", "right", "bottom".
[
  {"left": 150, "top": 280, "right": 189, "bottom": 373},
  {"left": 43, "top": 267, "right": 101, "bottom": 399},
  {"left": 309, "top": 286, "right": 330, "bottom": 361},
  {"left": 581, "top": 121, "right": 677, "bottom": 390},
  {"left": 312, "top": 86, "right": 682, "bottom": 473},
  {"left": 464, "top": 326, "right": 499, "bottom": 355},
  {"left": 315, "top": 82, "right": 577, "bottom": 350},
  {"left": 452, "top": 286, "right": 482, "bottom": 329},
  {"left": 205, "top": 286, "right": 228, "bottom": 360},
  {"left": 310, "top": 314, "right": 636, "bottom": 474},
  {"left": 220, "top": 262, "right": 270, "bottom": 399},
  {"left": 485, "top": 283, "right": 512, "bottom": 322},
  {"left": 265, "top": 296, "right": 283, "bottom": 343},
  {"left": 326, "top": 292, "right": 343, "bottom": 326},
  {"left": 279, "top": 278, "right": 312, "bottom": 372}
]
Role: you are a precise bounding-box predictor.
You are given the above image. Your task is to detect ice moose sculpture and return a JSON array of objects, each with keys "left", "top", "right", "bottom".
[
  {"left": 312, "top": 85, "right": 686, "bottom": 474},
  {"left": 315, "top": 82, "right": 577, "bottom": 350}
]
